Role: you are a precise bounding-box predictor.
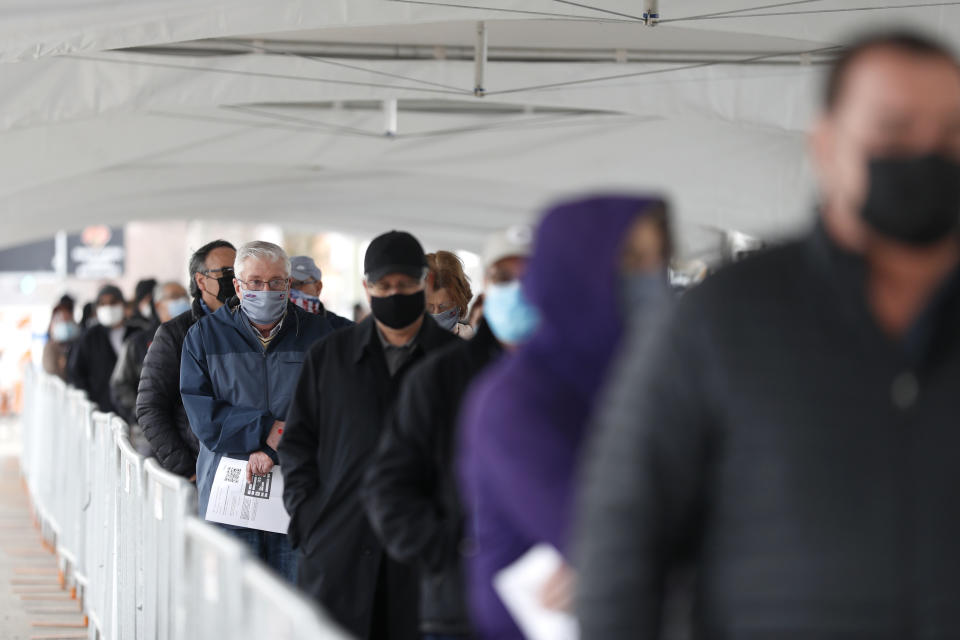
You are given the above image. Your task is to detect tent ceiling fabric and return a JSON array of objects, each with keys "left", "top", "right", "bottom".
[{"left": 1, "top": 0, "right": 959, "bottom": 255}]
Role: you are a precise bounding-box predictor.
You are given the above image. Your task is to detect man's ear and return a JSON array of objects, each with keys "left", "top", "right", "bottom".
[{"left": 809, "top": 115, "right": 834, "bottom": 179}]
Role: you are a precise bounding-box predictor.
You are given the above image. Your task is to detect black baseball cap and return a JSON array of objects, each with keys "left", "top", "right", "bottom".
[{"left": 364, "top": 231, "right": 428, "bottom": 284}]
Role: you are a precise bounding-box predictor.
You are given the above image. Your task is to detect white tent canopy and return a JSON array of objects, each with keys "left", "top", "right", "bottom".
[{"left": 2, "top": 0, "right": 959, "bottom": 256}]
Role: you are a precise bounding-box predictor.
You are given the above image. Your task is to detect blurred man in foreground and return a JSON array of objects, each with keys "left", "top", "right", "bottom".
[{"left": 577, "top": 31, "right": 960, "bottom": 638}]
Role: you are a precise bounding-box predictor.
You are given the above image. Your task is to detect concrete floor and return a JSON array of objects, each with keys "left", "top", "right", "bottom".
[{"left": 0, "top": 418, "right": 87, "bottom": 640}]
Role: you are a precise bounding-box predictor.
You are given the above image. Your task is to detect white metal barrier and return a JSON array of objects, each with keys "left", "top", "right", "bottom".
[{"left": 21, "top": 366, "right": 352, "bottom": 640}]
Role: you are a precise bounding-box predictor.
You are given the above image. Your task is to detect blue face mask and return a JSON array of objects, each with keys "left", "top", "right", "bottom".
[
  {"left": 483, "top": 281, "right": 540, "bottom": 345},
  {"left": 240, "top": 288, "right": 289, "bottom": 325},
  {"left": 165, "top": 297, "right": 192, "bottom": 319},
  {"left": 430, "top": 307, "right": 461, "bottom": 332},
  {"left": 51, "top": 321, "right": 80, "bottom": 342},
  {"left": 620, "top": 272, "right": 670, "bottom": 316}
]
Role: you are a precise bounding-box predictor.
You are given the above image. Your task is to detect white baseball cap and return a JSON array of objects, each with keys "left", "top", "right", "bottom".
[{"left": 482, "top": 225, "right": 533, "bottom": 268}]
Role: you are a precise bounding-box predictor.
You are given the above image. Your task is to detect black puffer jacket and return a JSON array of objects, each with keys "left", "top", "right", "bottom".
[{"left": 135, "top": 298, "right": 205, "bottom": 478}]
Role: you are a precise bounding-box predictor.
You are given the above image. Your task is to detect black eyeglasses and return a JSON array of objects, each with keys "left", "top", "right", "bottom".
[
  {"left": 237, "top": 277, "right": 290, "bottom": 292},
  {"left": 201, "top": 267, "right": 235, "bottom": 279}
]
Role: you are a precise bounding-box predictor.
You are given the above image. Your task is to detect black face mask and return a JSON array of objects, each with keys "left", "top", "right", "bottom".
[
  {"left": 214, "top": 275, "right": 236, "bottom": 304},
  {"left": 861, "top": 153, "right": 960, "bottom": 246},
  {"left": 370, "top": 290, "right": 425, "bottom": 330}
]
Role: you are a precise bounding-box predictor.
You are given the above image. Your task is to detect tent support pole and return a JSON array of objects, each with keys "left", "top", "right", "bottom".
[
  {"left": 384, "top": 99, "right": 398, "bottom": 137},
  {"left": 474, "top": 21, "right": 487, "bottom": 97},
  {"left": 643, "top": 0, "right": 660, "bottom": 26}
]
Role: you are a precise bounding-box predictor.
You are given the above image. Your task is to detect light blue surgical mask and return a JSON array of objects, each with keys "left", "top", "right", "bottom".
[
  {"left": 431, "top": 307, "right": 461, "bottom": 332},
  {"left": 620, "top": 272, "right": 670, "bottom": 317},
  {"left": 240, "top": 288, "right": 289, "bottom": 325},
  {"left": 483, "top": 281, "right": 540, "bottom": 345},
  {"left": 51, "top": 321, "right": 81, "bottom": 342},
  {"left": 165, "top": 297, "right": 192, "bottom": 319}
]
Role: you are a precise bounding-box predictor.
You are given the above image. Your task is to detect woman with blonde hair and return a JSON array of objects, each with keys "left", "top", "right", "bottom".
[{"left": 426, "top": 250, "right": 475, "bottom": 339}]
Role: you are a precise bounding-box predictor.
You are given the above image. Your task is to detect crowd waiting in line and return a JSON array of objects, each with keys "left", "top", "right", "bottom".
[{"left": 36, "top": 30, "right": 960, "bottom": 639}]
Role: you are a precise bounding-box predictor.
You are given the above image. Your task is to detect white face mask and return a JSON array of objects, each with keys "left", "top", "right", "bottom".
[
  {"left": 139, "top": 301, "right": 153, "bottom": 318},
  {"left": 96, "top": 304, "right": 125, "bottom": 328}
]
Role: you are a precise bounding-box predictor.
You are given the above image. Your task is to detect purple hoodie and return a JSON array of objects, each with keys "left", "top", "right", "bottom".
[{"left": 457, "top": 195, "right": 666, "bottom": 639}]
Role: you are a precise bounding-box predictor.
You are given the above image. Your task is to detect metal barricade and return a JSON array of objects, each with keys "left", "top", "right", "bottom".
[
  {"left": 58, "top": 389, "right": 93, "bottom": 590},
  {"left": 241, "top": 563, "right": 352, "bottom": 640},
  {"left": 116, "top": 423, "right": 145, "bottom": 640},
  {"left": 178, "top": 517, "right": 247, "bottom": 640},
  {"left": 90, "top": 411, "right": 120, "bottom": 638},
  {"left": 143, "top": 458, "right": 195, "bottom": 640},
  {"left": 22, "top": 367, "right": 358, "bottom": 640}
]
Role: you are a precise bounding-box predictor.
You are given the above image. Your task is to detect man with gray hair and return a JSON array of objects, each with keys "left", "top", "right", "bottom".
[{"left": 181, "top": 240, "right": 337, "bottom": 581}]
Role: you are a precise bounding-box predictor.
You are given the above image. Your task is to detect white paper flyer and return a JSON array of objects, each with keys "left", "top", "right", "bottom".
[
  {"left": 493, "top": 544, "right": 580, "bottom": 640},
  {"left": 204, "top": 456, "right": 291, "bottom": 534}
]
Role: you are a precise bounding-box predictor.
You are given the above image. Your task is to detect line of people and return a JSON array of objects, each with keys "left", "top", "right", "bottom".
[{"left": 37, "top": 27, "right": 960, "bottom": 639}]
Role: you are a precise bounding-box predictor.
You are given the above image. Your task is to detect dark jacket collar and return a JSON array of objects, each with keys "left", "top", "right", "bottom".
[
  {"left": 806, "top": 221, "right": 960, "bottom": 364},
  {"left": 351, "top": 314, "right": 450, "bottom": 364},
  {"left": 190, "top": 296, "right": 206, "bottom": 322}
]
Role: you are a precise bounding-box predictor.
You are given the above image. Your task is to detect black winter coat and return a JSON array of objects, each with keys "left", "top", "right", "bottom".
[
  {"left": 68, "top": 324, "right": 138, "bottom": 413},
  {"left": 135, "top": 298, "right": 204, "bottom": 479},
  {"left": 576, "top": 225, "right": 960, "bottom": 639},
  {"left": 363, "top": 321, "right": 502, "bottom": 635},
  {"left": 279, "top": 315, "right": 458, "bottom": 640}
]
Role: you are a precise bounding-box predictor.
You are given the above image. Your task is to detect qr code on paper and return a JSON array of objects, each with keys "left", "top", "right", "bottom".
[
  {"left": 225, "top": 467, "right": 242, "bottom": 484},
  {"left": 245, "top": 472, "right": 272, "bottom": 500}
]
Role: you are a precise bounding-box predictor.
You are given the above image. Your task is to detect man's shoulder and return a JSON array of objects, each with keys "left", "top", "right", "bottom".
[
  {"left": 408, "top": 335, "right": 472, "bottom": 383},
  {"left": 125, "top": 328, "right": 152, "bottom": 348},
  {"left": 80, "top": 324, "right": 104, "bottom": 341},
  {"left": 422, "top": 316, "right": 460, "bottom": 350},
  {"left": 162, "top": 307, "right": 197, "bottom": 337},
  {"left": 79, "top": 324, "right": 110, "bottom": 348},
  {"left": 304, "top": 317, "right": 367, "bottom": 358},
  {"left": 681, "top": 238, "right": 810, "bottom": 309},
  {"left": 324, "top": 310, "right": 354, "bottom": 330},
  {"left": 184, "top": 305, "right": 244, "bottom": 350},
  {"left": 291, "top": 304, "right": 336, "bottom": 337}
]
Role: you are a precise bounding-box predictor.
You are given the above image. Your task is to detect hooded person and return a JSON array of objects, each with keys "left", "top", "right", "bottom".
[
  {"left": 456, "top": 195, "right": 672, "bottom": 639},
  {"left": 128, "top": 278, "right": 159, "bottom": 332}
]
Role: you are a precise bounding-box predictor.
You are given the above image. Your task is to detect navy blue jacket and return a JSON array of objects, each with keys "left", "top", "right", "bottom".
[{"left": 181, "top": 300, "right": 345, "bottom": 518}]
